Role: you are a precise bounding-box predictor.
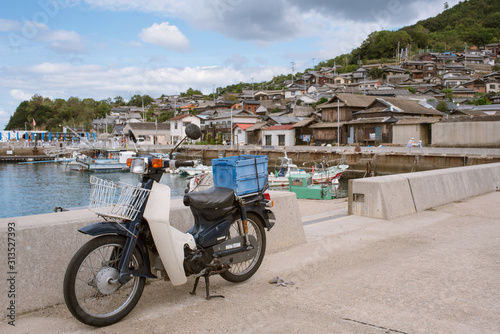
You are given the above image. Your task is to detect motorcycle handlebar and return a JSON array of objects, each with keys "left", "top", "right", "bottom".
[
  {"left": 165, "top": 160, "right": 195, "bottom": 169},
  {"left": 173, "top": 160, "right": 195, "bottom": 168}
]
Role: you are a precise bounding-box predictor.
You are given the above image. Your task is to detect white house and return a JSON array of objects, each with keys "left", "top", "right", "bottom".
[
  {"left": 123, "top": 122, "right": 170, "bottom": 145},
  {"left": 168, "top": 114, "right": 202, "bottom": 145},
  {"left": 261, "top": 124, "right": 295, "bottom": 147},
  {"left": 233, "top": 123, "right": 253, "bottom": 146}
]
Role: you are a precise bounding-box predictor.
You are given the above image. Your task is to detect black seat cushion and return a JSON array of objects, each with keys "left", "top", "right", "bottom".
[{"left": 183, "top": 187, "right": 235, "bottom": 210}]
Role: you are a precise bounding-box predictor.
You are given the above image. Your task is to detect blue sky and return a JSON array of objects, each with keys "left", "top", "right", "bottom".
[{"left": 0, "top": 0, "right": 460, "bottom": 130}]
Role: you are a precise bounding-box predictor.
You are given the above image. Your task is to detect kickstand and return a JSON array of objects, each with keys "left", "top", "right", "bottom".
[{"left": 190, "top": 274, "right": 225, "bottom": 300}]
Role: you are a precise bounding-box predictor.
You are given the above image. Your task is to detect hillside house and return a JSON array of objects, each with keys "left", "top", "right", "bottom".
[
  {"left": 346, "top": 97, "right": 442, "bottom": 145},
  {"left": 261, "top": 124, "right": 295, "bottom": 147},
  {"left": 168, "top": 114, "right": 201, "bottom": 145},
  {"left": 292, "top": 118, "right": 317, "bottom": 146},
  {"left": 123, "top": 122, "right": 171, "bottom": 145},
  {"left": 245, "top": 122, "right": 268, "bottom": 145}
]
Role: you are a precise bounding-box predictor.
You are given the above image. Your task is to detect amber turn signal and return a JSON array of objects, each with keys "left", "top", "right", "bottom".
[{"left": 152, "top": 158, "right": 164, "bottom": 168}]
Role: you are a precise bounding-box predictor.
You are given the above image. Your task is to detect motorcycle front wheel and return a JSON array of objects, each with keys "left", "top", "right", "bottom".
[
  {"left": 63, "top": 235, "right": 146, "bottom": 327},
  {"left": 220, "top": 212, "right": 266, "bottom": 283}
]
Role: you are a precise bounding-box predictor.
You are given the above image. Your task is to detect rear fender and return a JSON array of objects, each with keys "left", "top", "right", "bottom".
[
  {"left": 79, "top": 221, "right": 156, "bottom": 279},
  {"left": 246, "top": 205, "right": 275, "bottom": 230}
]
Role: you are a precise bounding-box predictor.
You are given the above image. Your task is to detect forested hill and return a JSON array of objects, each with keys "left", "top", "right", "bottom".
[{"left": 317, "top": 0, "right": 500, "bottom": 69}]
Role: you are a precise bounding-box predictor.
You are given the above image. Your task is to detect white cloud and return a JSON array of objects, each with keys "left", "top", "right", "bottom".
[
  {"left": 0, "top": 19, "right": 20, "bottom": 32},
  {"left": 9, "top": 89, "right": 32, "bottom": 101},
  {"left": 0, "top": 19, "right": 86, "bottom": 54},
  {"left": 43, "top": 29, "right": 87, "bottom": 53},
  {"left": 0, "top": 62, "right": 286, "bottom": 105},
  {"left": 139, "top": 22, "right": 190, "bottom": 52},
  {"left": 76, "top": 0, "right": 462, "bottom": 48}
]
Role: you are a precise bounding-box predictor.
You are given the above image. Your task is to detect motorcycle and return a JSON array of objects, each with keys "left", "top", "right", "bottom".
[{"left": 63, "top": 124, "right": 275, "bottom": 327}]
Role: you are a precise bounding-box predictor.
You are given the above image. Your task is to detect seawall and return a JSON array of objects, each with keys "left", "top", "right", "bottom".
[{"left": 348, "top": 162, "right": 500, "bottom": 219}]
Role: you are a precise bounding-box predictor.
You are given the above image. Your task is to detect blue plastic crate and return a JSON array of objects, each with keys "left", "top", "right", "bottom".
[{"left": 211, "top": 155, "right": 268, "bottom": 195}]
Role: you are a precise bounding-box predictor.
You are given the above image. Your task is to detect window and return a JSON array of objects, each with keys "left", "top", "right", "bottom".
[
  {"left": 265, "top": 135, "right": 272, "bottom": 146},
  {"left": 278, "top": 135, "right": 285, "bottom": 146},
  {"left": 491, "top": 84, "right": 496, "bottom": 89},
  {"left": 174, "top": 123, "right": 178, "bottom": 129}
]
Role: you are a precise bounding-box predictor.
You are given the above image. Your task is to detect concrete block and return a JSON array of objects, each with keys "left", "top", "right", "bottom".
[
  {"left": 0, "top": 191, "right": 304, "bottom": 317},
  {"left": 348, "top": 175, "right": 416, "bottom": 220},
  {"left": 407, "top": 163, "right": 500, "bottom": 211},
  {"left": 349, "top": 163, "right": 500, "bottom": 220}
]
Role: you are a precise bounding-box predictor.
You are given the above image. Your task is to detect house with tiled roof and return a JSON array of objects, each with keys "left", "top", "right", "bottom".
[
  {"left": 167, "top": 114, "right": 202, "bottom": 145},
  {"left": 261, "top": 124, "right": 295, "bottom": 147},
  {"left": 123, "top": 122, "right": 171, "bottom": 145},
  {"left": 346, "top": 97, "right": 443, "bottom": 145},
  {"left": 233, "top": 123, "right": 254, "bottom": 146}
]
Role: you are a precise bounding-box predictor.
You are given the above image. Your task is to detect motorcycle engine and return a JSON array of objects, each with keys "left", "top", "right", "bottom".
[{"left": 184, "top": 251, "right": 207, "bottom": 275}]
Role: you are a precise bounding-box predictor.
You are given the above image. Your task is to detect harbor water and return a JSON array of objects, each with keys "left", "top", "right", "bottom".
[{"left": 0, "top": 162, "right": 348, "bottom": 219}]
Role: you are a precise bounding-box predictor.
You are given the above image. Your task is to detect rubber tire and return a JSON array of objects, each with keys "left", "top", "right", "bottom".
[
  {"left": 220, "top": 212, "right": 266, "bottom": 283},
  {"left": 63, "top": 235, "right": 146, "bottom": 327}
]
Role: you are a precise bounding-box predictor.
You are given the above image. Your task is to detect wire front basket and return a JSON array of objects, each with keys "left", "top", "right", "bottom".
[{"left": 89, "top": 176, "right": 150, "bottom": 221}]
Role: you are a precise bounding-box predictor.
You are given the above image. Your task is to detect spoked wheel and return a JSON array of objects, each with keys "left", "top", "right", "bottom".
[
  {"left": 220, "top": 212, "right": 266, "bottom": 283},
  {"left": 63, "top": 235, "right": 146, "bottom": 327}
]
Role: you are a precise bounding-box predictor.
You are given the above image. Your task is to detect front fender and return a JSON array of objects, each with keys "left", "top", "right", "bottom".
[
  {"left": 79, "top": 221, "right": 128, "bottom": 236},
  {"left": 79, "top": 221, "right": 156, "bottom": 279}
]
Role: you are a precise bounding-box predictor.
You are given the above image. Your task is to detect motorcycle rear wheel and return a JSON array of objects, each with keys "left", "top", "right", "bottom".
[
  {"left": 220, "top": 212, "right": 266, "bottom": 283},
  {"left": 63, "top": 235, "right": 146, "bottom": 327}
]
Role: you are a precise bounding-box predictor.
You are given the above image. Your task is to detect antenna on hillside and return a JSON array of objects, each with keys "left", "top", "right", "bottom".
[{"left": 291, "top": 61, "right": 295, "bottom": 85}]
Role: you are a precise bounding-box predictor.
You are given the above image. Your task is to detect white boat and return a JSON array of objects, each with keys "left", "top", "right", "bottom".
[
  {"left": 69, "top": 150, "right": 136, "bottom": 172},
  {"left": 311, "top": 164, "right": 350, "bottom": 185},
  {"left": 268, "top": 151, "right": 307, "bottom": 187},
  {"left": 177, "top": 160, "right": 212, "bottom": 176}
]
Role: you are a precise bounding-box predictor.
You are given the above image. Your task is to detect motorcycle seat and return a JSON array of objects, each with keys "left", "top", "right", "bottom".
[{"left": 183, "top": 187, "right": 235, "bottom": 210}]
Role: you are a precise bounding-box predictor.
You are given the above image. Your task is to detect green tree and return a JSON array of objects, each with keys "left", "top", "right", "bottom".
[
  {"left": 114, "top": 96, "right": 125, "bottom": 106},
  {"left": 128, "top": 94, "right": 153, "bottom": 107},
  {"left": 312, "top": 97, "right": 328, "bottom": 109},
  {"left": 436, "top": 100, "right": 450, "bottom": 113},
  {"left": 442, "top": 88, "right": 453, "bottom": 99}
]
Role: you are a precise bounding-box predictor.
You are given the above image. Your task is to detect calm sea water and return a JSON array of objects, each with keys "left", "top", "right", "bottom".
[
  {"left": 0, "top": 162, "right": 191, "bottom": 219},
  {"left": 0, "top": 162, "right": 348, "bottom": 219}
]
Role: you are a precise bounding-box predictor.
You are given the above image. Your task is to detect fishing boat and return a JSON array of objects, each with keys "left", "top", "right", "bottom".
[
  {"left": 268, "top": 151, "right": 349, "bottom": 187},
  {"left": 69, "top": 150, "right": 136, "bottom": 172},
  {"left": 268, "top": 152, "right": 306, "bottom": 187}
]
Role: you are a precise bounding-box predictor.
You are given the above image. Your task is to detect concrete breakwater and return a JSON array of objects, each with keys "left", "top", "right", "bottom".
[{"left": 2, "top": 145, "right": 500, "bottom": 176}]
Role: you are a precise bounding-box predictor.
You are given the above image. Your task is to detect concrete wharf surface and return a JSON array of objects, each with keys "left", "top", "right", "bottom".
[{"left": 2, "top": 193, "right": 499, "bottom": 334}]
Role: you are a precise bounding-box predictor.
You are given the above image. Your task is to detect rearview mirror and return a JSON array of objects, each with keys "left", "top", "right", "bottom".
[
  {"left": 185, "top": 124, "right": 201, "bottom": 140},
  {"left": 128, "top": 130, "right": 137, "bottom": 143}
]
